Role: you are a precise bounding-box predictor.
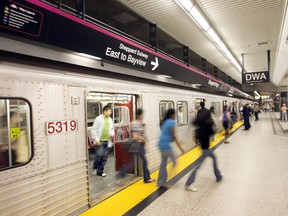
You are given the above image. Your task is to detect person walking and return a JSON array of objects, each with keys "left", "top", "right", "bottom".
[
  {"left": 117, "top": 109, "right": 155, "bottom": 183},
  {"left": 254, "top": 103, "right": 260, "bottom": 121},
  {"left": 222, "top": 105, "right": 231, "bottom": 143},
  {"left": 184, "top": 102, "right": 222, "bottom": 192},
  {"left": 91, "top": 105, "right": 114, "bottom": 177},
  {"left": 157, "top": 108, "right": 184, "bottom": 189}
]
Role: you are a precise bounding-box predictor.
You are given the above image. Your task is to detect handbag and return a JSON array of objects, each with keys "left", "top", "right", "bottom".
[{"left": 126, "top": 139, "right": 142, "bottom": 153}]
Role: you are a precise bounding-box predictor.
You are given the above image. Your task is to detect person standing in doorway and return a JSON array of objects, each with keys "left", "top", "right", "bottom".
[
  {"left": 209, "top": 106, "right": 217, "bottom": 141},
  {"left": 157, "top": 108, "right": 184, "bottom": 189},
  {"left": 229, "top": 102, "right": 237, "bottom": 126},
  {"left": 91, "top": 105, "right": 114, "bottom": 177},
  {"left": 222, "top": 105, "right": 231, "bottom": 143},
  {"left": 184, "top": 102, "right": 222, "bottom": 192}
]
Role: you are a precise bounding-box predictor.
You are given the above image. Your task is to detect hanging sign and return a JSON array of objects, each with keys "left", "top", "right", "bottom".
[{"left": 242, "top": 71, "right": 269, "bottom": 84}]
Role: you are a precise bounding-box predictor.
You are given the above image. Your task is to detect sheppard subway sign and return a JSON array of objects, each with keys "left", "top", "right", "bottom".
[{"left": 242, "top": 71, "right": 270, "bottom": 84}]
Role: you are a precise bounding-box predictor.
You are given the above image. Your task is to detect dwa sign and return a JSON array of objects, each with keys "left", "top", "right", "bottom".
[{"left": 242, "top": 71, "right": 269, "bottom": 84}]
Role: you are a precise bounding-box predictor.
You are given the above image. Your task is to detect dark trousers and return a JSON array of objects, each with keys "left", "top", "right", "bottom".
[
  {"left": 185, "top": 135, "right": 221, "bottom": 186},
  {"left": 185, "top": 149, "right": 221, "bottom": 186},
  {"left": 93, "top": 141, "right": 109, "bottom": 174},
  {"left": 243, "top": 115, "right": 250, "bottom": 129},
  {"left": 255, "top": 111, "right": 259, "bottom": 120},
  {"left": 119, "top": 144, "right": 151, "bottom": 182}
]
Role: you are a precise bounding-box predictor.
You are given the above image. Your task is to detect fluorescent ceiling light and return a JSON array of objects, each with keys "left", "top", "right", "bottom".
[
  {"left": 254, "top": 91, "right": 260, "bottom": 97},
  {"left": 175, "top": 0, "right": 243, "bottom": 73},
  {"left": 161, "top": 74, "right": 172, "bottom": 78},
  {"left": 177, "top": 0, "right": 193, "bottom": 11},
  {"left": 218, "top": 41, "right": 229, "bottom": 53},
  {"left": 189, "top": 6, "right": 210, "bottom": 31},
  {"left": 207, "top": 28, "right": 221, "bottom": 44},
  {"left": 78, "top": 53, "right": 102, "bottom": 60}
]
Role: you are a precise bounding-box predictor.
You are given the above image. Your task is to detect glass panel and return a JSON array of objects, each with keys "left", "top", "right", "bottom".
[
  {"left": 215, "top": 102, "right": 221, "bottom": 117},
  {"left": 177, "top": 101, "right": 188, "bottom": 126},
  {"left": 85, "top": 0, "right": 150, "bottom": 44},
  {"left": 159, "top": 101, "right": 174, "bottom": 125},
  {"left": 158, "top": 28, "right": 183, "bottom": 60},
  {"left": 87, "top": 102, "right": 101, "bottom": 127},
  {"left": 0, "top": 99, "right": 32, "bottom": 170}
]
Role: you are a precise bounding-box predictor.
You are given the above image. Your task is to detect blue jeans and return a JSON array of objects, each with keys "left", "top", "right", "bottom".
[
  {"left": 185, "top": 149, "right": 221, "bottom": 186},
  {"left": 93, "top": 141, "right": 109, "bottom": 174},
  {"left": 157, "top": 149, "right": 176, "bottom": 187}
]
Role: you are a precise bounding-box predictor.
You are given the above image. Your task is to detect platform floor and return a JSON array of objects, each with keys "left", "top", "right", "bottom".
[
  {"left": 138, "top": 112, "right": 288, "bottom": 216},
  {"left": 81, "top": 112, "right": 288, "bottom": 216}
]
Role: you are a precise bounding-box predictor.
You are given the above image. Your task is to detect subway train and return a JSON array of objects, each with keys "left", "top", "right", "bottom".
[{"left": 0, "top": 59, "right": 250, "bottom": 216}]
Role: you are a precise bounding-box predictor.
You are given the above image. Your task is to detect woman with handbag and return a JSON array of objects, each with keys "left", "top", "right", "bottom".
[{"left": 117, "top": 109, "right": 155, "bottom": 183}]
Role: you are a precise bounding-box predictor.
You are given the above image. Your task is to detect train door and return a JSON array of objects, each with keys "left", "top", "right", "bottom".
[
  {"left": 195, "top": 98, "right": 205, "bottom": 114},
  {"left": 223, "top": 100, "right": 228, "bottom": 112},
  {"left": 86, "top": 92, "right": 137, "bottom": 203}
]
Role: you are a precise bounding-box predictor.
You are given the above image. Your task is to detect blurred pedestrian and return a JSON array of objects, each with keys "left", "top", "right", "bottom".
[
  {"left": 281, "top": 104, "right": 287, "bottom": 122},
  {"left": 222, "top": 105, "right": 231, "bottom": 143},
  {"left": 157, "top": 108, "right": 184, "bottom": 189},
  {"left": 254, "top": 103, "right": 260, "bottom": 121},
  {"left": 185, "top": 102, "right": 222, "bottom": 192},
  {"left": 117, "top": 109, "right": 155, "bottom": 183},
  {"left": 210, "top": 106, "right": 217, "bottom": 141},
  {"left": 242, "top": 103, "right": 251, "bottom": 130}
]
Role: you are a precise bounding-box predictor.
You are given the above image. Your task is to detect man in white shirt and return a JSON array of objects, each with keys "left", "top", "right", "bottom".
[{"left": 91, "top": 105, "right": 114, "bottom": 177}]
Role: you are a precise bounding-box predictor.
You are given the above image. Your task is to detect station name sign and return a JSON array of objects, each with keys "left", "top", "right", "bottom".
[
  {"left": 242, "top": 71, "right": 269, "bottom": 84},
  {"left": 0, "top": 0, "right": 252, "bottom": 99},
  {"left": 105, "top": 43, "right": 158, "bottom": 71}
]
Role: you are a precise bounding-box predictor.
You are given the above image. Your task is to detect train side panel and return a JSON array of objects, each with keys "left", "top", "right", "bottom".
[{"left": 0, "top": 64, "right": 89, "bottom": 216}]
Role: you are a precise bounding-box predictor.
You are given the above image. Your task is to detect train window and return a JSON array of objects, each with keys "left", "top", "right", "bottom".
[
  {"left": 177, "top": 101, "right": 188, "bottom": 126},
  {"left": 87, "top": 92, "right": 135, "bottom": 144},
  {"left": 87, "top": 102, "right": 102, "bottom": 127},
  {"left": 159, "top": 101, "right": 174, "bottom": 124},
  {"left": 0, "top": 99, "right": 32, "bottom": 171},
  {"left": 215, "top": 102, "right": 221, "bottom": 117}
]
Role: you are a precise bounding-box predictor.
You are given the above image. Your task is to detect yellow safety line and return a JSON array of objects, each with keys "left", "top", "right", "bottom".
[{"left": 80, "top": 121, "right": 243, "bottom": 216}]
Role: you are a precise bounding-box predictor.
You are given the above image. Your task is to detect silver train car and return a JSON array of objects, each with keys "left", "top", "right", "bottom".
[{"left": 0, "top": 60, "right": 249, "bottom": 216}]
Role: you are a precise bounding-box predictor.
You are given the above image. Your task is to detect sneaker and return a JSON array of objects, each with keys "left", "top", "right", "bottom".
[
  {"left": 216, "top": 175, "right": 223, "bottom": 182},
  {"left": 93, "top": 170, "right": 97, "bottom": 175},
  {"left": 144, "top": 179, "right": 156, "bottom": 183},
  {"left": 185, "top": 185, "right": 198, "bottom": 192},
  {"left": 97, "top": 173, "right": 106, "bottom": 177},
  {"left": 159, "top": 184, "right": 171, "bottom": 189}
]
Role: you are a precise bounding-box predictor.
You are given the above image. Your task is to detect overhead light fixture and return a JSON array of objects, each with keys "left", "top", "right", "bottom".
[
  {"left": 254, "top": 91, "right": 260, "bottom": 97},
  {"left": 161, "top": 74, "right": 172, "bottom": 78},
  {"left": 78, "top": 53, "right": 102, "bottom": 60},
  {"left": 207, "top": 28, "right": 221, "bottom": 44},
  {"left": 178, "top": 0, "right": 193, "bottom": 11},
  {"left": 189, "top": 6, "right": 210, "bottom": 31},
  {"left": 175, "top": 0, "right": 243, "bottom": 73}
]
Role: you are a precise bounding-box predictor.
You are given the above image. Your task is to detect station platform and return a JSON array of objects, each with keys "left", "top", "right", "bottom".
[{"left": 81, "top": 112, "right": 288, "bottom": 216}]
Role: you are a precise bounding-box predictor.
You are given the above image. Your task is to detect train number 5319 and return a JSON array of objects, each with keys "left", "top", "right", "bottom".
[{"left": 46, "top": 120, "right": 78, "bottom": 135}]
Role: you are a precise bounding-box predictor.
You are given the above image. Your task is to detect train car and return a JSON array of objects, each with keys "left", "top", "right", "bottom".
[{"left": 0, "top": 59, "right": 249, "bottom": 215}]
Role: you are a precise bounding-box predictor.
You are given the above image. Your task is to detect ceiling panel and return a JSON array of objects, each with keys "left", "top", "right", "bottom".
[{"left": 120, "top": 0, "right": 287, "bottom": 93}]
